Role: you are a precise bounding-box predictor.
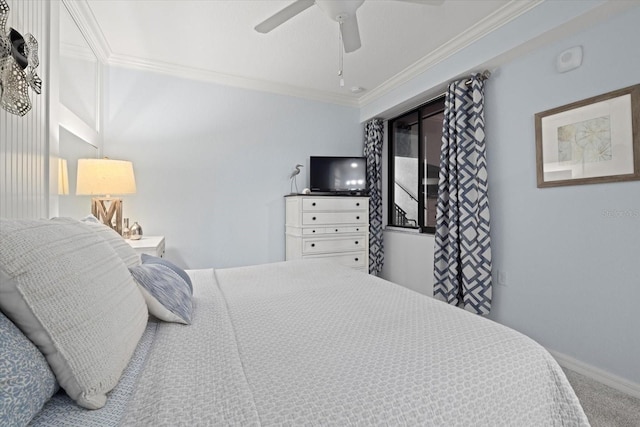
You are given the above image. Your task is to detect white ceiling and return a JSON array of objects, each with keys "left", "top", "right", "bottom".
[{"left": 75, "top": 0, "right": 544, "bottom": 106}]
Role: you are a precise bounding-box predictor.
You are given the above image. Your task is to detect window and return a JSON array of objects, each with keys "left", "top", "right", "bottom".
[{"left": 388, "top": 96, "right": 445, "bottom": 233}]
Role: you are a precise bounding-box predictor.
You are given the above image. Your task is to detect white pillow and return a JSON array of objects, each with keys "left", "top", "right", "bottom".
[
  {"left": 0, "top": 218, "right": 148, "bottom": 409},
  {"left": 77, "top": 215, "right": 141, "bottom": 268}
]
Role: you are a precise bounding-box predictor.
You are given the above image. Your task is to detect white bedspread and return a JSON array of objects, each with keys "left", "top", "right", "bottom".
[{"left": 121, "top": 260, "right": 589, "bottom": 426}]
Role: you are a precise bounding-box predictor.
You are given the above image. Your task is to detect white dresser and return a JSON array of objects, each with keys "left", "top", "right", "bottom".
[{"left": 285, "top": 195, "right": 369, "bottom": 272}]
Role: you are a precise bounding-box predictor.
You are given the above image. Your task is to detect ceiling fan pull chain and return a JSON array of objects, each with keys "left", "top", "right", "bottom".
[{"left": 338, "top": 22, "right": 344, "bottom": 87}]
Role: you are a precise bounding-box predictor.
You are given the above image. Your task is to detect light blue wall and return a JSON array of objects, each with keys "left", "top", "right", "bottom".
[
  {"left": 379, "top": 4, "right": 640, "bottom": 385},
  {"left": 104, "top": 68, "right": 362, "bottom": 269},
  {"left": 485, "top": 6, "right": 640, "bottom": 385}
]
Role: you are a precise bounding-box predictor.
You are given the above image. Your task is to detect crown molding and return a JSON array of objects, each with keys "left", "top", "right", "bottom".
[
  {"left": 62, "top": 0, "right": 357, "bottom": 107},
  {"left": 357, "top": 0, "right": 544, "bottom": 107},
  {"left": 63, "top": 0, "right": 542, "bottom": 109},
  {"left": 61, "top": 0, "right": 111, "bottom": 64},
  {"left": 60, "top": 42, "right": 97, "bottom": 62},
  {"left": 107, "top": 53, "right": 360, "bottom": 107}
]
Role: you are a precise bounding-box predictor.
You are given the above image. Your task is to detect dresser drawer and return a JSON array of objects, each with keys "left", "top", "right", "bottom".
[
  {"left": 327, "top": 226, "right": 366, "bottom": 234},
  {"left": 303, "top": 227, "right": 325, "bottom": 235},
  {"left": 302, "top": 212, "right": 367, "bottom": 225},
  {"left": 303, "top": 198, "right": 367, "bottom": 212},
  {"left": 303, "top": 252, "right": 367, "bottom": 268},
  {"left": 301, "top": 225, "right": 367, "bottom": 235},
  {"left": 303, "top": 236, "right": 366, "bottom": 254}
]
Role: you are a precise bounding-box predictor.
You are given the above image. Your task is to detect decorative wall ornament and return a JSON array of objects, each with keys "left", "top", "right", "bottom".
[
  {"left": 535, "top": 84, "right": 640, "bottom": 187},
  {"left": 0, "top": 0, "right": 42, "bottom": 116}
]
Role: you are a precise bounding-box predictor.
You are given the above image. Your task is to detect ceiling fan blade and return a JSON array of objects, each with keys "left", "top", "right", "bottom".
[
  {"left": 340, "top": 15, "right": 361, "bottom": 53},
  {"left": 393, "top": 0, "right": 445, "bottom": 5},
  {"left": 254, "top": 0, "right": 315, "bottom": 33}
]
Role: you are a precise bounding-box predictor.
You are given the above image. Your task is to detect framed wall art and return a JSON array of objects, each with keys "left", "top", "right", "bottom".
[{"left": 535, "top": 84, "right": 639, "bottom": 187}]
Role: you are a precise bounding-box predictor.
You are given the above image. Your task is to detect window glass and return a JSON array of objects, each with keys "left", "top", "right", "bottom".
[
  {"left": 388, "top": 97, "right": 445, "bottom": 233},
  {"left": 391, "top": 111, "right": 419, "bottom": 228},
  {"left": 422, "top": 110, "right": 444, "bottom": 230}
]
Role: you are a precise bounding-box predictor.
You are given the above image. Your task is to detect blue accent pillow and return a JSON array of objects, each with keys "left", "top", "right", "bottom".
[
  {"left": 141, "top": 253, "right": 192, "bottom": 295},
  {"left": 129, "top": 264, "right": 193, "bottom": 324},
  {"left": 0, "top": 310, "right": 59, "bottom": 425}
]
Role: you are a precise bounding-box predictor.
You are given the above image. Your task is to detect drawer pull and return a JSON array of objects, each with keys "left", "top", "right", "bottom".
[
  {"left": 311, "top": 243, "right": 315, "bottom": 248},
  {"left": 335, "top": 229, "right": 339, "bottom": 232},
  {"left": 356, "top": 202, "right": 360, "bottom": 206},
  {"left": 356, "top": 216, "right": 360, "bottom": 220},
  {"left": 356, "top": 228, "right": 360, "bottom": 231},
  {"left": 355, "top": 258, "right": 359, "bottom": 262},
  {"left": 312, "top": 230, "right": 316, "bottom": 233},
  {"left": 312, "top": 202, "right": 316, "bottom": 206},
  {"left": 355, "top": 241, "right": 359, "bottom": 245},
  {"left": 312, "top": 216, "right": 317, "bottom": 221}
]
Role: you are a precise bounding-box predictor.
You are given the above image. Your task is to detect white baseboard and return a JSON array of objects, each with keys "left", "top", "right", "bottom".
[{"left": 548, "top": 349, "right": 640, "bottom": 399}]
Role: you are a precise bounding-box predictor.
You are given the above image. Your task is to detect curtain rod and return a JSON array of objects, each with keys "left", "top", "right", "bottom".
[
  {"left": 381, "top": 69, "right": 492, "bottom": 121},
  {"left": 464, "top": 69, "right": 491, "bottom": 86}
]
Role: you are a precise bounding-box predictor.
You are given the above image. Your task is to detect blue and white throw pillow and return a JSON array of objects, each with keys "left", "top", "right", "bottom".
[
  {"left": 0, "top": 310, "right": 58, "bottom": 425},
  {"left": 141, "top": 253, "right": 192, "bottom": 295},
  {"left": 129, "top": 264, "right": 193, "bottom": 324}
]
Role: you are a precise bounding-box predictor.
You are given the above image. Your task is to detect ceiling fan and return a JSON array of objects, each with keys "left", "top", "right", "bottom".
[{"left": 255, "top": 0, "right": 445, "bottom": 53}]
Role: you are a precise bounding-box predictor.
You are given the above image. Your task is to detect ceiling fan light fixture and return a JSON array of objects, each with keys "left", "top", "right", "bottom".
[
  {"left": 316, "top": 0, "right": 365, "bottom": 22},
  {"left": 254, "top": 0, "right": 446, "bottom": 60}
]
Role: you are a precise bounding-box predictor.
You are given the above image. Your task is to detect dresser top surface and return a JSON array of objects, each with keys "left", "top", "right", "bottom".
[{"left": 285, "top": 193, "right": 369, "bottom": 198}]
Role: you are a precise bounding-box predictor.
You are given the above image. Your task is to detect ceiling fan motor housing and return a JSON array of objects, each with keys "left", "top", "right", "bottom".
[{"left": 316, "top": 0, "right": 365, "bottom": 22}]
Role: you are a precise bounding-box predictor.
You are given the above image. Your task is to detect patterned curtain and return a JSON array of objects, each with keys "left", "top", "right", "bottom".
[
  {"left": 364, "top": 119, "right": 384, "bottom": 275},
  {"left": 433, "top": 74, "right": 492, "bottom": 315}
]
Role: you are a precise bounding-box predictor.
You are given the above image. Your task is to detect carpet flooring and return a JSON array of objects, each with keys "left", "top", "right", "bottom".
[{"left": 564, "top": 368, "right": 640, "bottom": 427}]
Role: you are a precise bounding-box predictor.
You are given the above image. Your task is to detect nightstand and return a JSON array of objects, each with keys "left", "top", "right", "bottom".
[{"left": 126, "top": 236, "right": 165, "bottom": 258}]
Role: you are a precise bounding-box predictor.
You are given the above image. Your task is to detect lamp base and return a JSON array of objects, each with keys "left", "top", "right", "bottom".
[{"left": 91, "top": 197, "right": 123, "bottom": 235}]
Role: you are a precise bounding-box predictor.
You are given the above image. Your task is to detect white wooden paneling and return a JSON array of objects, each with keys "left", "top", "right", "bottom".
[{"left": 0, "top": 0, "right": 50, "bottom": 219}]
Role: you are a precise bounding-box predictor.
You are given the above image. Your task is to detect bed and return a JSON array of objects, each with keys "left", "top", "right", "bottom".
[{"left": 0, "top": 217, "right": 589, "bottom": 426}]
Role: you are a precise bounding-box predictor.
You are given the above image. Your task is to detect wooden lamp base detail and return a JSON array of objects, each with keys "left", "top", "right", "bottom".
[{"left": 91, "top": 197, "right": 123, "bottom": 235}]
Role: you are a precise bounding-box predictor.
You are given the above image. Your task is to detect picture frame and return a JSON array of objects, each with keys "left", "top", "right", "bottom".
[{"left": 535, "top": 84, "right": 640, "bottom": 188}]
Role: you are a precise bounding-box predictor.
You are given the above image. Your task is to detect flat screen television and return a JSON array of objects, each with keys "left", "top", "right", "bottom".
[{"left": 309, "top": 156, "right": 368, "bottom": 194}]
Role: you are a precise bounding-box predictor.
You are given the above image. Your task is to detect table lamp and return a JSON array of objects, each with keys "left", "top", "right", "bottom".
[{"left": 76, "top": 158, "right": 136, "bottom": 235}]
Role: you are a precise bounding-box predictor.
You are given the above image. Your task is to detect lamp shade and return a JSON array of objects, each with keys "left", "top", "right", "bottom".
[
  {"left": 76, "top": 158, "right": 136, "bottom": 196},
  {"left": 58, "top": 158, "right": 69, "bottom": 195}
]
